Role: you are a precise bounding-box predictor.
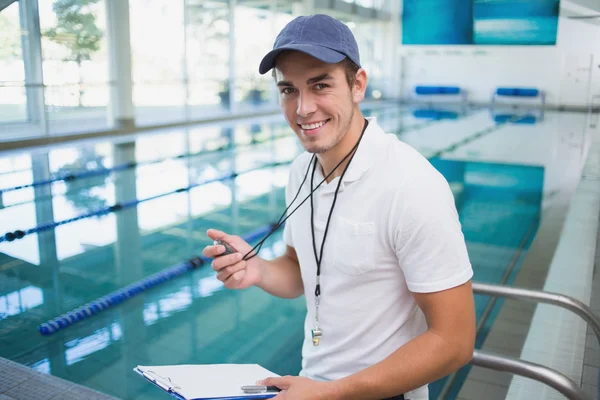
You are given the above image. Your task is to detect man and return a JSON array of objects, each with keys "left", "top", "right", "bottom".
[{"left": 203, "top": 14, "right": 475, "bottom": 400}]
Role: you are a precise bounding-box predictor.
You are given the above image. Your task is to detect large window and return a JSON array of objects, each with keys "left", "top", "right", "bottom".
[
  {"left": 130, "top": 0, "right": 186, "bottom": 126},
  {"left": 234, "top": 4, "right": 284, "bottom": 111},
  {"left": 0, "top": 1, "right": 26, "bottom": 124},
  {"left": 0, "top": 0, "right": 394, "bottom": 143},
  {"left": 352, "top": 19, "right": 386, "bottom": 99},
  {"left": 186, "top": 0, "right": 231, "bottom": 120},
  {"left": 39, "top": 0, "right": 110, "bottom": 135}
]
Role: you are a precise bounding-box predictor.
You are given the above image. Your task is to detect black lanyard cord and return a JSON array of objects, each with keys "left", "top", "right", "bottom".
[
  {"left": 242, "top": 118, "right": 369, "bottom": 263},
  {"left": 310, "top": 118, "right": 368, "bottom": 297},
  {"left": 242, "top": 152, "right": 316, "bottom": 260}
]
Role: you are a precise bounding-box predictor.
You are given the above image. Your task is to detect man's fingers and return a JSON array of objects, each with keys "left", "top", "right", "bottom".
[
  {"left": 216, "top": 262, "right": 246, "bottom": 282},
  {"left": 206, "top": 229, "right": 243, "bottom": 257},
  {"left": 206, "top": 229, "right": 227, "bottom": 240},
  {"left": 223, "top": 269, "right": 246, "bottom": 287},
  {"left": 207, "top": 229, "right": 236, "bottom": 247},
  {"left": 211, "top": 253, "right": 243, "bottom": 271},
  {"left": 259, "top": 376, "right": 293, "bottom": 390},
  {"left": 202, "top": 244, "right": 226, "bottom": 258}
]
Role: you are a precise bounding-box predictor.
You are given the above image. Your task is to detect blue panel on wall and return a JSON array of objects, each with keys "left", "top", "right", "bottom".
[
  {"left": 402, "top": 0, "right": 473, "bottom": 45},
  {"left": 474, "top": 0, "right": 560, "bottom": 45},
  {"left": 401, "top": 0, "right": 560, "bottom": 45}
]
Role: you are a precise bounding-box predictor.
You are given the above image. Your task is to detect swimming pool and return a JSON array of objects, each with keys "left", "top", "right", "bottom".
[{"left": 1, "top": 103, "right": 574, "bottom": 399}]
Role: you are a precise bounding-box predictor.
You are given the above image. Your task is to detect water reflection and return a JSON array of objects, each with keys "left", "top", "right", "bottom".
[
  {"left": 56, "top": 146, "right": 110, "bottom": 212},
  {"left": 143, "top": 286, "right": 192, "bottom": 325},
  {"left": 65, "top": 323, "right": 122, "bottom": 366},
  {"left": 0, "top": 285, "right": 43, "bottom": 319}
]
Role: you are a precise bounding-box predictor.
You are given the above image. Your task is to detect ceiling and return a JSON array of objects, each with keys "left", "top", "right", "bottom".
[
  {"left": 0, "top": 0, "right": 16, "bottom": 13},
  {"left": 567, "top": 0, "right": 600, "bottom": 13},
  {"left": 561, "top": 0, "right": 600, "bottom": 24}
]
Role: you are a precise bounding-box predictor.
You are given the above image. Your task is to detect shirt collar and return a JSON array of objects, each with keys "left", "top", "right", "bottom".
[{"left": 314, "top": 116, "right": 382, "bottom": 193}]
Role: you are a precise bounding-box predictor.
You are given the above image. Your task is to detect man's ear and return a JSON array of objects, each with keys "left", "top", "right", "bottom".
[{"left": 353, "top": 68, "right": 368, "bottom": 103}]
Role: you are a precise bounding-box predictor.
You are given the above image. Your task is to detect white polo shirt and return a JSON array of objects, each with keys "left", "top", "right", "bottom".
[{"left": 283, "top": 117, "right": 473, "bottom": 400}]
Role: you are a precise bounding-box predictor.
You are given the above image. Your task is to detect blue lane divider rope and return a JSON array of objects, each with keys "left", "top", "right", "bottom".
[
  {"left": 0, "top": 160, "right": 291, "bottom": 243},
  {"left": 0, "top": 130, "right": 295, "bottom": 195},
  {"left": 38, "top": 223, "right": 278, "bottom": 336}
]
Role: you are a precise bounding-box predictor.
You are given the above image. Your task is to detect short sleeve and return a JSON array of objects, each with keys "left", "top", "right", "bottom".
[
  {"left": 283, "top": 216, "right": 294, "bottom": 247},
  {"left": 394, "top": 165, "right": 473, "bottom": 293}
]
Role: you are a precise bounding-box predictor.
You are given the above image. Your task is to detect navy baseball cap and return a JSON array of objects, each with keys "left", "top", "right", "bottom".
[{"left": 258, "top": 14, "right": 361, "bottom": 75}]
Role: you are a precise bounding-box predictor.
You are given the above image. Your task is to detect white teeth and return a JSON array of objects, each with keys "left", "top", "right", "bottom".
[{"left": 301, "top": 120, "right": 326, "bottom": 130}]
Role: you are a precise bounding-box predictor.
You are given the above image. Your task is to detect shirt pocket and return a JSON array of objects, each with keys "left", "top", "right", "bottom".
[{"left": 332, "top": 217, "right": 376, "bottom": 275}]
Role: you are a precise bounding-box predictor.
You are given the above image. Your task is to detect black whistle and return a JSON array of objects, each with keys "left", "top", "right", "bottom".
[{"left": 214, "top": 239, "right": 236, "bottom": 256}]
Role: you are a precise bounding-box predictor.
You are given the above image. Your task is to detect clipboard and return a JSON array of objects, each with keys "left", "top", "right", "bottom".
[{"left": 134, "top": 364, "right": 281, "bottom": 400}]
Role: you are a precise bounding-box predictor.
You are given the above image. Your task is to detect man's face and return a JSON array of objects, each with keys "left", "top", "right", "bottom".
[{"left": 273, "top": 52, "right": 358, "bottom": 154}]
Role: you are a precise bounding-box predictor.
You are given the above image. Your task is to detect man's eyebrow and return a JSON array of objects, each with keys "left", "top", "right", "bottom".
[
  {"left": 276, "top": 73, "right": 334, "bottom": 87},
  {"left": 306, "top": 73, "right": 333, "bottom": 85}
]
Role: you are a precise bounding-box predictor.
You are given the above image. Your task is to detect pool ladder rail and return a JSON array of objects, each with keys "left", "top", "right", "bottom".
[{"left": 461, "top": 282, "right": 600, "bottom": 400}]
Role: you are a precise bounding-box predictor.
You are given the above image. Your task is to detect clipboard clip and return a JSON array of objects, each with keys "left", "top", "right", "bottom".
[
  {"left": 241, "top": 385, "right": 281, "bottom": 394},
  {"left": 140, "top": 369, "right": 183, "bottom": 395}
]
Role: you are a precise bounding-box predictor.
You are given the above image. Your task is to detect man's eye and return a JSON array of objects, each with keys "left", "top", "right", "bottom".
[
  {"left": 315, "top": 83, "right": 328, "bottom": 90},
  {"left": 282, "top": 87, "right": 296, "bottom": 94}
]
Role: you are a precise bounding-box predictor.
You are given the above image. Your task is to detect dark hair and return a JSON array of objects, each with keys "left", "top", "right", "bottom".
[
  {"left": 339, "top": 57, "right": 360, "bottom": 88},
  {"left": 271, "top": 55, "right": 361, "bottom": 88}
]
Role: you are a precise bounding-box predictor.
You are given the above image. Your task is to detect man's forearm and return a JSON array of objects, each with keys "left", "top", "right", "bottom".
[
  {"left": 328, "top": 330, "right": 473, "bottom": 400},
  {"left": 256, "top": 254, "right": 304, "bottom": 298}
]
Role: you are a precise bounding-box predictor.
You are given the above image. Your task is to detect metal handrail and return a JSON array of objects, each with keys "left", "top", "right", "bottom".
[
  {"left": 471, "top": 282, "right": 600, "bottom": 399},
  {"left": 471, "top": 350, "right": 591, "bottom": 400},
  {"left": 472, "top": 282, "right": 600, "bottom": 346}
]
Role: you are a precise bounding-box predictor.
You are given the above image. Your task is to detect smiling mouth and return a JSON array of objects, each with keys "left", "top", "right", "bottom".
[{"left": 298, "top": 119, "right": 330, "bottom": 132}]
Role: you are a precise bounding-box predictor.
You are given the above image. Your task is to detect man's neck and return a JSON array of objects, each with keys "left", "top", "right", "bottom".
[{"left": 317, "top": 112, "right": 366, "bottom": 184}]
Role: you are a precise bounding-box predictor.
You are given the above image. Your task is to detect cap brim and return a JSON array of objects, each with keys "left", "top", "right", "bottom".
[{"left": 258, "top": 44, "right": 347, "bottom": 75}]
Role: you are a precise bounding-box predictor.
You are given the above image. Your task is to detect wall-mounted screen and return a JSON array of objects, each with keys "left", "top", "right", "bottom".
[{"left": 402, "top": 0, "right": 560, "bottom": 45}]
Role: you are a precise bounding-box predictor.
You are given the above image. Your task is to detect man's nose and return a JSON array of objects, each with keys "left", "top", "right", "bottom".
[{"left": 296, "top": 92, "right": 317, "bottom": 117}]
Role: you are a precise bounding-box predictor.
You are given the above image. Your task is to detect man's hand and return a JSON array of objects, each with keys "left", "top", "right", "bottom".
[
  {"left": 259, "top": 376, "right": 339, "bottom": 400},
  {"left": 202, "top": 229, "right": 263, "bottom": 289},
  {"left": 204, "top": 229, "right": 304, "bottom": 298}
]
